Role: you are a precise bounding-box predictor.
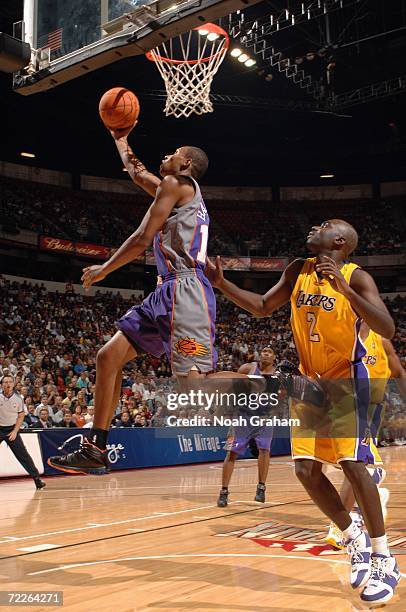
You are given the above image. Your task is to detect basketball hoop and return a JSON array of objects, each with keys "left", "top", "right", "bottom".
[{"left": 146, "top": 23, "right": 229, "bottom": 118}]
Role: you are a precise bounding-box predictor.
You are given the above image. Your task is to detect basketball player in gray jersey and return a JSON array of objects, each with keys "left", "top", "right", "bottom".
[{"left": 48, "top": 122, "right": 216, "bottom": 474}]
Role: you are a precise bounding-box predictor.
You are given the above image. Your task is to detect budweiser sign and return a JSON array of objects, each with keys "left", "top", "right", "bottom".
[
  {"left": 250, "top": 257, "right": 288, "bottom": 271},
  {"left": 40, "top": 236, "right": 111, "bottom": 260}
]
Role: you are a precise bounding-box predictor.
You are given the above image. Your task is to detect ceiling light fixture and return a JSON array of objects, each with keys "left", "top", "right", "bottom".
[{"left": 230, "top": 48, "right": 242, "bottom": 58}]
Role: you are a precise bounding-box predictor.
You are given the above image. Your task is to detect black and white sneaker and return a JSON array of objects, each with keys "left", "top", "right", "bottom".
[
  {"left": 47, "top": 439, "right": 108, "bottom": 475},
  {"left": 34, "top": 478, "right": 46, "bottom": 490},
  {"left": 255, "top": 483, "right": 266, "bottom": 503},
  {"left": 217, "top": 488, "right": 229, "bottom": 507}
]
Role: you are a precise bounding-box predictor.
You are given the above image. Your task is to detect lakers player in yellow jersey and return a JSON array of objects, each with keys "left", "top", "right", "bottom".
[
  {"left": 207, "top": 219, "right": 401, "bottom": 604},
  {"left": 326, "top": 324, "right": 406, "bottom": 547}
]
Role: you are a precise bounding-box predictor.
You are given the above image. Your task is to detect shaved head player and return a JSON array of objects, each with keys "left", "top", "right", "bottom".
[
  {"left": 48, "top": 123, "right": 216, "bottom": 473},
  {"left": 207, "top": 219, "right": 401, "bottom": 605}
]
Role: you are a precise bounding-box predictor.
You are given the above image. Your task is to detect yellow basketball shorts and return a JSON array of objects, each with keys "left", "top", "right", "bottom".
[{"left": 290, "top": 367, "right": 382, "bottom": 466}]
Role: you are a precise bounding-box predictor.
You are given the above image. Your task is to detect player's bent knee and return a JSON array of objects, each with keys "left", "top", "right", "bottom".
[
  {"left": 294, "top": 459, "right": 320, "bottom": 487},
  {"left": 96, "top": 345, "right": 117, "bottom": 369},
  {"left": 227, "top": 451, "right": 238, "bottom": 463},
  {"left": 340, "top": 460, "right": 367, "bottom": 484}
]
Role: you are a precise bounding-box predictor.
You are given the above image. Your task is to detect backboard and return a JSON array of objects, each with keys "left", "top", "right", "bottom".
[{"left": 15, "top": 0, "right": 262, "bottom": 95}]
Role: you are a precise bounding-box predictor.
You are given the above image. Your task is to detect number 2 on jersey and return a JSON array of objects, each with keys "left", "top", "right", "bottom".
[
  {"left": 196, "top": 224, "right": 209, "bottom": 263},
  {"left": 306, "top": 311, "right": 320, "bottom": 342}
]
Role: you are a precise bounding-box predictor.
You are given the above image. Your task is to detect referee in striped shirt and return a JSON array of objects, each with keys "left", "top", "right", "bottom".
[{"left": 0, "top": 374, "right": 45, "bottom": 489}]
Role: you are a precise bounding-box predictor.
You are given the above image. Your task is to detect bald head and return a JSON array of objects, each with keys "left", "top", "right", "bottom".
[
  {"left": 330, "top": 219, "right": 358, "bottom": 256},
  {"left": 306, "top": 218, "right": 358, "bottom": 257}
]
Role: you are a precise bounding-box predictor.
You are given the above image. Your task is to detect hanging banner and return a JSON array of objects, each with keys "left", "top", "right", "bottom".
[{"left": 40, "top": 236, "right": 111, "bottom": 259}]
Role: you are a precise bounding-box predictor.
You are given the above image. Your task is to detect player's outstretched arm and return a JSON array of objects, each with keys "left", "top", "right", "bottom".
[
  {"left": 206, "top": 257, "right": 303, "bottom": 317},
  {"left": 81, "top": 176, "right": 182, "bottom": 288},
  {"left": 382, "top": 338, "right": 406, "bottom": 399},
  {"left": 111, "top": 126, "right": 161, "bottom": 197}
]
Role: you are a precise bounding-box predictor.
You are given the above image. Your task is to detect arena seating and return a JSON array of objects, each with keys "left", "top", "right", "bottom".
[
  {"left": 0, "top": 275, "right": 404, "bottom": 433},
  {"left": 1, "top": 176, "right": 404, "bottom": 257}
]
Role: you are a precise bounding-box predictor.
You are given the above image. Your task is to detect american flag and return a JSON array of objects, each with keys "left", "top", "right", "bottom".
[{"left": 39, "top": 27, "right": 63, "bottom": 52}]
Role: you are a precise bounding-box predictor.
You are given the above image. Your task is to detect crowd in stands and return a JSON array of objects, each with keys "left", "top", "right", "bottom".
[
  {"left": 0, "top": 275, "right": 404, "bottom": 432},
  {"left": 1, "top": 176, "right": 404, "bottom": 258}
]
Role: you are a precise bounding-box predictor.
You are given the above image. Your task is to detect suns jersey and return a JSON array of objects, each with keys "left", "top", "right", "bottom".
[
  {"left": 153, "top": 176, "right": 209, "bottom": 276},
  {"left": 363, "top": 330, "right": 391, "bottom": 403},
  {"left": 290, "top": 258, "right": 366, "bottom": 379}
]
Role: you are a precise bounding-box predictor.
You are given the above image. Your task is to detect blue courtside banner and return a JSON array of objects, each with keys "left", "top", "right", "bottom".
[{"left": 38, "top": 427, "right": 291, "bottom": 475}]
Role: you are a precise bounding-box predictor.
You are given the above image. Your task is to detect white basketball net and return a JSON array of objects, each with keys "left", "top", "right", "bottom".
[{"left": 147, "top": 25, "right": 229, "bottom": 118}]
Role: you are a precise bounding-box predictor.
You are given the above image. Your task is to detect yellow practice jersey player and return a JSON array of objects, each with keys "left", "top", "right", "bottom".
[{"left": 290, "top": 258, "right": 381, "bottom": 465}]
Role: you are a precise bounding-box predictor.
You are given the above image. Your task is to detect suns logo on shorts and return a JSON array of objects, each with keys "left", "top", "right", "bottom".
[{"left": 175, "top": 336, "right": 209, "bottom": 357}]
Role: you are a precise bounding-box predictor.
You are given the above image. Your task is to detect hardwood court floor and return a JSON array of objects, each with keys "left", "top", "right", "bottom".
[{"left": 1, "top": 447, "right": 405, "bottom": 611}]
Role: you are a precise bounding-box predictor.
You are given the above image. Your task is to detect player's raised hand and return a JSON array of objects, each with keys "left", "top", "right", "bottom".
[
  {"left": 109, "top": 120, "right": 138, "bottom": 140},
  {"left": 315, "top": 256, "right": 350, "bottom": 295},
  {"left": 81, "top": 264, "right": 107, "bottom": 289},
  {"left": 205, "top": 256, "right": 224, "bottom": 288}
]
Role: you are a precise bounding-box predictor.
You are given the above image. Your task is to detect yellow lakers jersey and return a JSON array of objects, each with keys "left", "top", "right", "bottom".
[
  {"left": 290, "top": 258, "right": 365, "bottom": 379},
  {"left": 363, "top": 330, "right": 391, "bottom": 403}
]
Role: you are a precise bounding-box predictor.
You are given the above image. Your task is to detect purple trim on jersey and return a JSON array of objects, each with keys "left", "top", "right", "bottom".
[
  {"left": 352, "top": 358, "right": 373, "bottom": 463},
  {"left": 196, "top": 269, "right": 217, "bottom": 370},
  {"left": 352, "top": 318, "right": 367, "bottom": 363},
  {"left": 189, "top": 199, "right": 209, "bottom": 272},
  {"left": 153, "top": 233, "right": 169, "bottom": 277}
]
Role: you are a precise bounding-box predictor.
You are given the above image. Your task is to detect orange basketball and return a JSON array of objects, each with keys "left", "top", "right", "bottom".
[{"left": 99, "top": 87, "right": 140, "bottom": 129}]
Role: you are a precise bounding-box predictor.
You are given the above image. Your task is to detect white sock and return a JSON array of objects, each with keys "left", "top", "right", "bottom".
[
  {"left": 342, "top": 520, "right": 362, "bottom": 541},
  {"left": 371, "top": 535, "right": 390, "bottom": 556}
]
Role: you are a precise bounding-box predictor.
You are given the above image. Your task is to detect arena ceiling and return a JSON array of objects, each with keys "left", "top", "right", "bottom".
[{"left": 1, "top": 0, "right": 405, "bottom": 185}]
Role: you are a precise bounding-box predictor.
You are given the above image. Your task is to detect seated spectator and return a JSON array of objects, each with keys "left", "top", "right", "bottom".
[
  {"left": 84, "top": 405, "right": 95, "bottom": 426},
  {"left": 57, "top": 409, "right": 77, "bottom": 428},
  {"left": 35, "top": 394, "right": 52, "bottom": 418},
  {"left": 139, "top": 403, "right": 152, "bottom": 422},
  {"left": 62, "top": 389, "right": 75, "bottom": 409},
  {"left": 133, "top": 413, "right": 146, "bottom": 428},
  {"left": 85, "top": 383, "right": 95, "bottom": 405},
  {"left": 116, "top": 411, "right": 133, "bottom": 428},
  {"left": 76, "top": 371, "right": 90, "bottom": 389},
  {"left": 24, "top": 404, "right": 40, "bottom": 428},
  {"left": 36, "top": 407, "right": 54, "bottom": 428},
  {"left": 71, "top": 402, "right": 86, "bottom": 427},
  {"left": 50, "top": 395, "right": 65, "bottom": 424}
]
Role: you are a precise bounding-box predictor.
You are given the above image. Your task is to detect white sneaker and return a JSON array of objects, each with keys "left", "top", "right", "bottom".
[
  {"left": 361, "top": 553, "right": 401, "bottom": 603},
  {"left": 325, "top": 522, "right": 344, "bottom": 549},
  {"left": 379, "top": 487, "right": 390, "bottom": 523},
  {"left": 350, "top": 509, "right": 364, "bottom": 530},
  {"left": 347, "top": 531, "right": 372, "bottom": 589}
]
